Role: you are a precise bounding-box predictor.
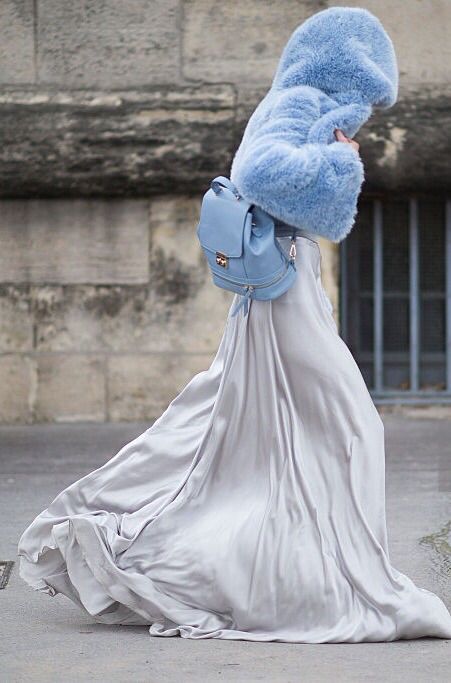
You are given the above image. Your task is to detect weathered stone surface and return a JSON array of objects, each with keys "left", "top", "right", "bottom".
[
  {"left": 37, "top": 0, "right": 179, "bottom": 87},
  {"left": 0, "top": 355, "right": 34, "bottom": 423},
  {"left": 0, "top": 1, "right": 35, "bottom": 85},
  {"left": 183, "top": 0, "right": 324, "bottom": 83},
  {"left": 108, "top": 353, "right": 213, "bottom": 421},
  {"left": 30, "top": 281, "right": 231, "bottom": 354},
  {"left": 35, "top": 355, "right": 105, "bottom": 422},
  {"left": 330, "top": 0, "right": 451, "bottom": 86},
  {"left": 28, "top": 198, "right": 232, "bottom": 352},
  {"left": 0, "top": 285, "right": 33, "bottom": 351},
  {"left": 2, "top": 85, "right": 449, "bottom": 196},
  {"left": 0, "top": 87, "right": 236, "bottom": 197},
  {"left": 358, "top": 89, "right": 451, "bottom": 194},
  {"left": 0, "top": 199, "right": 149, "bottom": 283}
]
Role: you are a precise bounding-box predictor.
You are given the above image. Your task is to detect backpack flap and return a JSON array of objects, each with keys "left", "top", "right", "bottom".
[{"left": 197, "top": 188, "right": 251, "bottom": 259}]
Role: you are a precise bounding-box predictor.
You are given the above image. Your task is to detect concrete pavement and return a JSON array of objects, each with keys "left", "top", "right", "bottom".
[{"left": 1, "top": 416, "right": 450, "bottom": 682}]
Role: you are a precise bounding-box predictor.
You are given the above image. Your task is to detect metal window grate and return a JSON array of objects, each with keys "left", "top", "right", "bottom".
[{"left": 340, "top": 198, "right": 451, "bottom": 404}]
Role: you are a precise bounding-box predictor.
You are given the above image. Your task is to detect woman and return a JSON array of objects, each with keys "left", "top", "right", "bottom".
[{"left": 18, "top": 7, "right": 451, "bottom": 642}]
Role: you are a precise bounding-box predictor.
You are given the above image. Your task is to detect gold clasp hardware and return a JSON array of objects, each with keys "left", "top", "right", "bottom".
[
  {"left": 289, "top": 239, "right": 297, "bottom": 262},
  {"left": 215, "top": 251, "right": 229, "bottom": 268}
]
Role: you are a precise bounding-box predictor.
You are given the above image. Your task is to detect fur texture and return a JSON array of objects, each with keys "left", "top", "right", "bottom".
[{"left": 229, "top": 7, "right": 398, "bottom": 242}]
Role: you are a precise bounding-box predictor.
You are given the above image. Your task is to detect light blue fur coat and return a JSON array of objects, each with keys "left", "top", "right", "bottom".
[{"left": 230, "top": 7, "right": 398, "bottom": 242}]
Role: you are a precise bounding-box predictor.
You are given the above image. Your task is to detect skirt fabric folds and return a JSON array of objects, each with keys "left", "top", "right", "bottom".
[{"left": 18, "top": 234, "right": 451, "bottom": 642}]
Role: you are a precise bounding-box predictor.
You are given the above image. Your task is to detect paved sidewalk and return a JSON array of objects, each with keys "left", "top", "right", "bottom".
[{"left": 1, "top": 417, "right": 450, "bottom": 683}]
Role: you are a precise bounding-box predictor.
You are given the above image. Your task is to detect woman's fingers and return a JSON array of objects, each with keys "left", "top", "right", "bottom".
[
  {"left": 334, "top": 129, "right": 348, "bottom": 142},
  {"left": 334, "top": 128, "right": 360, "bottom": 153}
]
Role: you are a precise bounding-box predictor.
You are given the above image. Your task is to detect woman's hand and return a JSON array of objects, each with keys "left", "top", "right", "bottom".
[{"left": 334, "top": 129, "right": 360, "bottom": 153}]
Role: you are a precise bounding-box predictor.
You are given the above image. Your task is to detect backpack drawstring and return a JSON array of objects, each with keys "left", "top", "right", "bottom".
[{"left": 231, "top": 285, "right": 254, "bottom": 317}]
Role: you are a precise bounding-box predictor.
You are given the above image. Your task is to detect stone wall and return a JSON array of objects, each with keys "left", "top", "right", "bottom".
[
  {"left": 0, "top": 0, "right": 449, "bottom": 422},
  {"left": 0, "top": 196, "right": 235, "bottom": 422}
]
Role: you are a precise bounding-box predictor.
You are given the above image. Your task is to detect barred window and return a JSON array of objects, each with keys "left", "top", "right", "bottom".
[{"left": 340, "top": 198, "right": 451, "bottom": 403}]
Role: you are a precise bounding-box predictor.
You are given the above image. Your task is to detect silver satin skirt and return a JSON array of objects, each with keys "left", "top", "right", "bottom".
[{"left": 18, "top": 233, "right": 451, "bottom": 642}]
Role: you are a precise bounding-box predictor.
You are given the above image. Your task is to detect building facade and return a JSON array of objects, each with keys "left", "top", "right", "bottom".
[{"left": 0, "top": 0, "right": 450, "bottom": 422}]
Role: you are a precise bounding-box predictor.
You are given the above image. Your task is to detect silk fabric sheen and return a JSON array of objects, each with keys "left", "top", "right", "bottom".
[{"left": 18, "top": 235, "right": 451, "bottom": 642}]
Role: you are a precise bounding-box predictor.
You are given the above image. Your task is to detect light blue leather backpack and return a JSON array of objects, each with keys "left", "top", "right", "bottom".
[{"left": 197, "top": 176, "right": 298, "bottom": 316}]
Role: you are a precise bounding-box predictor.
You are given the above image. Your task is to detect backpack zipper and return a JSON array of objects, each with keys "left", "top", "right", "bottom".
[
  {"left": 215, "top": 261, "right": 294, "bottom": 317},
  {"left": 214, "top": 260, "right": 292, "bottom": 292}
]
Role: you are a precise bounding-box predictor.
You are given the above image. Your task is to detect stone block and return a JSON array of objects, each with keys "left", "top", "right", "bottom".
[
  {"left": 0, "top": 285, "right": 33, "bottom": 351},
  {"left": 30, "top": 197, "right": 232, "bottom": 354},
  {"left": 37, "top": 0, "right": 179, "bottom": 87},
  {"left": 108, "top": 352, "right": 213, "bottom": 421},
  {"left": 0, "top": 1, "right": 34, "bottom": 84},
  {"left": 330, "top": 0, "right": 451, "bottom": 86},
  {"left": 183, "top": 0, "right": 323, "bottom": 83},
  {"left": 0, "top": 86, "right": 236, "bottom": 197},
  {"left": 0, "top": 199, "right": 149, "bottom": 284},
  {"left": 0, "top": 355, "right": 34, "bottom": 423},
  {"left": 35, "top": 355, "right": 105, "bottom": 422}
]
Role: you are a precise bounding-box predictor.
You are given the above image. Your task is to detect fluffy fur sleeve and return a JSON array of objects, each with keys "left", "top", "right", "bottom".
[{"left": 230, "top": 89, "right": 365, "bottom": 243}]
